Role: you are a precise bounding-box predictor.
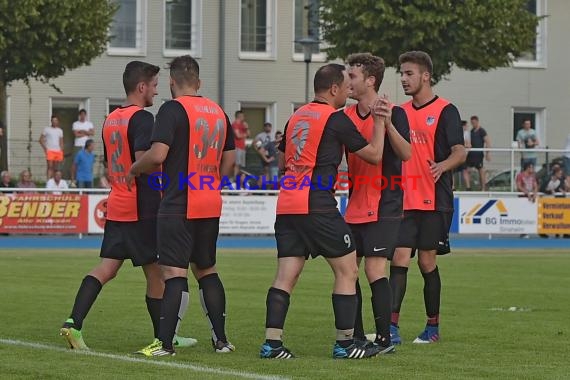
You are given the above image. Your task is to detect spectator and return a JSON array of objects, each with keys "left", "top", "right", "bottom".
[
  {"left": 232, "top": 110, "right": 249, "bottom": 180},
  {"left": 516, "top": 162, "right": 538, "bottom": 238},
  {"left": 46, "top": 170, "right": 69, "bottom": 194},
  {"left": 17, "top": 170, "right": 36, "bottom": 188},
  {"left": 72, "top": 109, "right": 95, "bottom": 157},
  {"left": 72, "top": 139, "right": 95, "bottom": 188},
  {"left": 516, "top": 119, "right": 540, "bottom": 169},
  {"left": 254, "top": 122, "right": 275, "bottom": 183},
  {"left": 541, "top": 165, "right": 566, "bottom": 195},
  {"left": 463, "top": 116, "right": 491, "bottom": 191},
  {"left": 1, "top": 170, "right": 13, "bottom": 188},
  {"left": 454, "top": 120, "right": 470, "bottom": 190},
  {"left": 39, "top": 115, "right": 64, "bottom": 179}
]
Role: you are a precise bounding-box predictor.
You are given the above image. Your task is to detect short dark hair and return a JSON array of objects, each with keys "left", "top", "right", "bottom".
[
  {"left": 84, "top": 139, "right": 94, "bottom": 149},
  {"left": 461, "top": 120, "right": 468, "bottom": 126},
  {"left": 169, "top": 55, "right": 200, "bottom": 87},
  {"left": 51, "top": 115, "right": 58, "bottom": 120},
  {"left": 123, "top": 61, "right": 160, "bottom": 94},
  {"left": 470, "top": 115, "right": 479, "bottom": 121},
  {"left": 314, "top": 64, "right": 346, "bottom": 94},
  {"left": 79, "top": 109, "right": 87, "bottom": 115},
  {"left": 399, "top": 51, "right": 433, "bottom": 77},
  {"left": 346, "top": 53, "right": 385, "bottom": 92},
  {"left": 523, "top": 162, "right": 534, "bottom": 171},
  {"left": 235, "top": 110, "right": 243, "bottom": 117}
]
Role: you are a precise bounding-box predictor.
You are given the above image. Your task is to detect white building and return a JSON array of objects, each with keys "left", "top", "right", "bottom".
[{"left": 4, "top": 0, "right": 567, "bottom": 180}]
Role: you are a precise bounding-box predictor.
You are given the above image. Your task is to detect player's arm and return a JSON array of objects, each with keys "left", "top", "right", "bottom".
[
  {"left": 429, "top": 104, "right": 467, "bottom": 182},
  {"left": 220, "top": 113, "right": 236, "bottom": 178},
  {"left": 278, "top": 122, "right": 288, "bottom": 172},
  {"left": 387, "top": 105, "right": 412, "bottom": 161}
]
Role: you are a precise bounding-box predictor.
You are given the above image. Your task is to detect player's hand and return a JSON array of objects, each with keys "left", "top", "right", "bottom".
[{"left": 428, "top": 159, "right": 445, "bottom": 183}]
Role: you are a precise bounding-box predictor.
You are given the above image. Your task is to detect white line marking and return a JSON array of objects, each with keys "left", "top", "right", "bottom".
[{"left": 0, "top": 338, "right": 290, "bottom": 380}]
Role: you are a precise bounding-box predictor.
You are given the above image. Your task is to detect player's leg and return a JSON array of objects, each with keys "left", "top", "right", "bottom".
[
  {"left": 137, "top": 217, "right": 191, "bottom": 356},
  {"left": 60, "top": 258, "right": 123, "bottom": 349},
  {"left": 364, "top": 256, "right": 394, "bottom": 353},
  {"left": 261, "top": 215, "right": 305, "bottom": 359},
  {"left": 349, "top": 225, "right": 367, "bottom": 344},
  {"left": 413, "top": 211, "right": 445, "bottom": 344}
]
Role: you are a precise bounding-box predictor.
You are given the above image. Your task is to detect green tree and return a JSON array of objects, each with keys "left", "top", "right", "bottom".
[
  {"left": 0, "top": 0, "right": 117, "bottom": 170},
  {"left": 320, "top": 0, "right": 540, "bottom": 83}
]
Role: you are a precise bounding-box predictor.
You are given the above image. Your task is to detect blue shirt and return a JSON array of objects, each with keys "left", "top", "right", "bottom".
[{"left": 74, "top": 149, "right": 95, "bottom": 181}]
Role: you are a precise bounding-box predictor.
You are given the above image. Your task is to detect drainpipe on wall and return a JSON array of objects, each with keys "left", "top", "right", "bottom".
[{"left": 218, "top": 0, "right": 226, "bottom": 109}]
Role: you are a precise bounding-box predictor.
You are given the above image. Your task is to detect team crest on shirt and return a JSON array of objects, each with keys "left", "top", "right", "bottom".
[{"left": 426, "top": 116, "right": 436, "bottom": 126}]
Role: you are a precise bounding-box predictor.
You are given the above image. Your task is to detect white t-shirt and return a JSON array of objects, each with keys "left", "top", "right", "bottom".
[
  {"left": 41, "top": 127, "right": 63, "bottom": 151},
  {"left": 72, "top": 120, "right": 94, "bottom": 147},
  {"left": 46, "top": 178, "right": 69, "bottom": 194}
]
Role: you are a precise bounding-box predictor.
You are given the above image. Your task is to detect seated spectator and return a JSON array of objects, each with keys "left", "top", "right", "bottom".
[
  {"left": 46, "top": 170, "right": 69, "bottom": 195},
  {"left": 1, "top": 170, "right": 14, "bottom": 188},
  {"left": 516, "top": 162, "right": 538, "bottom": 202},
  {"left": 542, "top": 165, "right": 566, "bottom": 195},
  {"left": 17, "top": 170, "right": 36, "bottom": 188},
  {"left": 72, "top": 139, "right": 95, "bottom": 188}
]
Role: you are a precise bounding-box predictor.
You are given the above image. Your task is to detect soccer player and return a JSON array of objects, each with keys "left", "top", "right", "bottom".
[
  {"left": 60, "top": 61, "right": 196, "bottom": 350},
  {"left": 389, "top": 51, "right": 466, "bottom": 344},
  {"left": 130, "top": 55, "right": 235, "bottom": 356},
  {"left": 343, "top": 53, "right": 411, "bottom": 352},
  {"left": 260, "top": 63, "right": 389, "bottom": 360}
]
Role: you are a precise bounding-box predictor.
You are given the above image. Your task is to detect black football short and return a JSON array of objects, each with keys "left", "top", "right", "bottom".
[
  {"left": 466, "top": 153, "right": 484, "bottom": 169},
  {"left": 349, "top": 219, "right": 401, "bottom": 259},
  {"left": 397, "top": 210, "right": 453, "bottom": 253},
  {"left": 275, "top": 212, "right": 355, "bottom": 259},
  {"left": 100, "top": 219, "right": 158, "bottom": 267},
  {"left": 157, "top": 216, "right": 219, "bottom": 269}
]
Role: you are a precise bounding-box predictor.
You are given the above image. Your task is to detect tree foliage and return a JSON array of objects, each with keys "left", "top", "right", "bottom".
[
  {"left": 0, "top": 0, "right": 117, "bottom": 85},
  {"left": 320, "top": 0, "right": 540, "bottom": 83}
]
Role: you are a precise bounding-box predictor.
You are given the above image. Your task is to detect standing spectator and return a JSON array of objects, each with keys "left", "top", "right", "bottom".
[
  {"left": 454, "top": 120, "right": 470, "bottom": 190},
  {"left": 72, "top": 139, "right": 96, "bottom": 188},
  {"left": 17, "top": 170, "right": 36, "bottom": 188},
  {"left": 254, "top": 122, "right": 275, "bottom": 181},
  {"left": 72, "top": 109, "right": 95, "bottom": 157},
  {"left": 463, "top": 116, "right": 491, "bottom": 190},
  {"left": 1, "top": 170, "right": 14, "bottom": 188},
  {"left": 46, "top": 170, "right": 69, "bottom": 194},
  {"left": 232, "top": 110, "right": 249, "bottom": 180},
  {"left": 516, "top": 119, "right": 540, "bottom": 169},
  {"left": 39, "top": 115, "right": 64, "bottom": 179}
]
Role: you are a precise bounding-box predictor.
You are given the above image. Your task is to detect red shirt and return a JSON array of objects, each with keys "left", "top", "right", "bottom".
[{"left": 232, "top": 120, "right": 247, "bottom": 149}]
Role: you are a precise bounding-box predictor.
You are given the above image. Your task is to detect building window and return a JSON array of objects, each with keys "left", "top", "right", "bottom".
[
  {"left": 240, "top": 0, "right": 276, "bottom": 59},
  {"left": 108, "top": 0, "right": 146, "bottom": 56},
  {"left": 164, "top": 0, "right": 201, "bottom": 57},
  {"left": 293, "top": 0, "right": 325, "bottom": 61},
  {"left": 513, "top": 107, "right": 545, "bottom": 147},
  {"left": 514, "top": 0, "right": 547, "bottom": 67}
]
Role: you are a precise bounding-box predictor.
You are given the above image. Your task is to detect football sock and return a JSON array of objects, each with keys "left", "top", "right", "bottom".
[
  {"left": 159, "top": 277, "right": 188, "bottom": 350},
  {"left": 354, "top": 279, "right": 366, "bottom": 340},
  {"left": 198, "top": 273, "right": 227, "bottom": 343},
  {"left": 145, "top": 296, "right": 162, "bottom": 339},
  {"left": 422, "top": 266, "right": 441, "bottom": 326},
  {"left": 332, "top": 293, "right": 357, "bottom": 348},
  {"left": 265, "top": 287, "right": 290, "bottom": 346},
  {"left": 68, "top": 275, "right": 102, "bottom": 330},
  {"left": 370, "top": 277, "right": 392, "bottom": 346},
  {"left": 389, "top": 266, "right": 408, "bottom": 324}
]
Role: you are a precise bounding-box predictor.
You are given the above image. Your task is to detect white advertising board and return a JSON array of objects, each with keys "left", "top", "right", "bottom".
[{"left": 458, "top": 197, "right": 537, "bottom": 234}]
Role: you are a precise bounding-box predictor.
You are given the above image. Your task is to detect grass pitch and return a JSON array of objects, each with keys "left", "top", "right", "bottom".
[{"left": 0, "top": 248, "right": 568, "bottom": 379}]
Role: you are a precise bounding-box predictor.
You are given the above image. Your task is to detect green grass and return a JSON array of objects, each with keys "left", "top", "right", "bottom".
[{"left": 0, "top": 248, "right": 569, "bottom": 379}]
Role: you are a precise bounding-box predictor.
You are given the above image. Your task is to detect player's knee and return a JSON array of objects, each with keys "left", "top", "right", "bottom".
[{"left": 417, "top": 254, "right": 436, "bottom": 273}]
